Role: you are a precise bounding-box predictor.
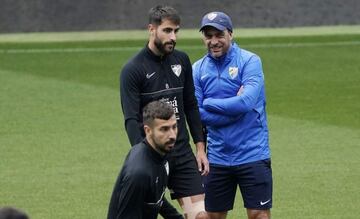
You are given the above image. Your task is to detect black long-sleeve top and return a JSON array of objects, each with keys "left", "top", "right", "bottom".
[
  {"left": 120, "top": 46, "right": 204, "bottom": 156},
  {"left": 107, "top": 141, "right": 169, "bottom": 219}
]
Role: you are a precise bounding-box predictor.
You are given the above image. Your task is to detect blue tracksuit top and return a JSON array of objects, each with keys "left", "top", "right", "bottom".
[{"left": 192, "top": 42, "right": 270, "bottom": 166}]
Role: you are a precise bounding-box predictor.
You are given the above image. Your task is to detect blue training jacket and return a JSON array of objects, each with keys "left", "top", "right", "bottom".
[{"left": 192, "top": 42, "right": 270, "bottom": 166}]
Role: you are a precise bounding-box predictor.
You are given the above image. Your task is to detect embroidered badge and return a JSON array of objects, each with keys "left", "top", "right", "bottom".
[
  {"left": 229, "top": 67, "right": 238, "bottom": 79},
  {"left": 171, "top": 64, "right": 182, "bottom": 77},
  {"left": 207, "top": 12, "right": 217, "bottom": 20}
]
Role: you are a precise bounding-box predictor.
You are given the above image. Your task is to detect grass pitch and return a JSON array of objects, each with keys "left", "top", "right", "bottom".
[{"left": 1, "top": 26, "right": 360, "bottom": 218}]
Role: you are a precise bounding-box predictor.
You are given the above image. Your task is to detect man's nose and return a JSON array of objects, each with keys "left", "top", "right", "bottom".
[
  {"left": 210, "top": 37, "right": 218, "bottom": 45},
  {"left": 170, "top": 31, "right": 176, "bottom": 41},
  {"left": 169, "top": 128, "right": 177, "bottom": 139}
]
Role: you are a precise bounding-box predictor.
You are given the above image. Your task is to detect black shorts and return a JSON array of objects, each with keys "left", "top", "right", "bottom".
[
  {"left": 204, "top": 159, "right": 272, "bottom": 211},
  {"left": 167, "top": 150, "right": 205, "bottom": 199}
]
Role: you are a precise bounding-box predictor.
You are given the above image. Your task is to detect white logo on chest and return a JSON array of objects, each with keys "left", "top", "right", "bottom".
[
  {"left": 164, "top": 161, "right": 169, "bottom": 176},
  {"left": 201, "top": 73, "right": 209, "bottom": 80},
  {"left": 229, "top": 67, "right": 238, "bottom": 79},
  {"left": 146, "top": 72, "right": 156, "bottom": 79},
  {"left": 171, "top": 64, "right": 182, "bottom": 77}
]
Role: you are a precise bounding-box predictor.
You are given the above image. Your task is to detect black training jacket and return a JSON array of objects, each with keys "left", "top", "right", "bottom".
[
  {"left": 120, "top": 45, "right": 204, "bottom": 157},
  {"left": 107, "top": 141, "right": 168, "bottom": 219}
]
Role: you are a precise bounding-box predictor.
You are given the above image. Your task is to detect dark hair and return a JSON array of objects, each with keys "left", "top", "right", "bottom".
[
  {"left": 0, "top": 207, "right": 29, "bottom": 219},
  {"left": 148, "top": 5, "right": 180, "bottom": 26},
  {"left": 143, "top": 100, "right": 175, "bottom": 126}
]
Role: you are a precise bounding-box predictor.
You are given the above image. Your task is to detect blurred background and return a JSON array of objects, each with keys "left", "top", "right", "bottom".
[
  {"left": 1, "top": 0, "right": 360, "bottom": 33},
  {"left": 1, "top": 1, "right": 360, "bottom": 219}
]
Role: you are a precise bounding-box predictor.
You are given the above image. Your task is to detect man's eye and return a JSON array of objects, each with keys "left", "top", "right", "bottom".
[
  {"left": 205, "top": 35, "right": 212, "bottom": 39},
  {"left": 161, "top": 127, "right": 169, "bottom": 131}
]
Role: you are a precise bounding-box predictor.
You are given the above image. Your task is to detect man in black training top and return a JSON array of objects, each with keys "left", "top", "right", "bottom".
[
  {"left": 108, "top": 101, "right": 177, "bottom": 219},
  {"left": 120, "top": 5, "right": 209, "bottom": 219}
]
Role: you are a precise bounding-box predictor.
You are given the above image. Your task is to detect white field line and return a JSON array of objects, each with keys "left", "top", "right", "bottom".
[
  {"left": 0, "top": 25, "right": 360, "bottom": 42},
  {"left": 1, "top": 41, "right": 360, "bottom": 54}
]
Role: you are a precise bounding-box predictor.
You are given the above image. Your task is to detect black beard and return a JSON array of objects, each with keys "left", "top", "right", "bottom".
[
  {"left": 151, "top": 134, "right": 175, "bottom": 154},
  {"left": 154, "top": 39, "right": 176, "bottom": 55}
]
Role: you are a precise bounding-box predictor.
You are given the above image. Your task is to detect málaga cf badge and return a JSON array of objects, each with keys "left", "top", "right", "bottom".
[
  {"left": 229, "top": 67, "right": 238, "bottom": 79},
  {"left": 171, "top": 64, "right": 182, "bottom": 77}
]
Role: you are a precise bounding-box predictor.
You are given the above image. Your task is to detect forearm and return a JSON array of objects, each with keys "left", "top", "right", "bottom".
[
  {"left": 195, "top": 141, "right": 206, "bottom": 153},
  {"left": 203, "top": 96, "right": 254, "bottom": 116},
  {"left": 125, "top": 119, "right": 144, "bottom": 146},
  {"left": 199, "top": 107, "right": 241, "bottom": 126},
  {"left": 185, "top": 107, "right": 205, "bottom": 143}
]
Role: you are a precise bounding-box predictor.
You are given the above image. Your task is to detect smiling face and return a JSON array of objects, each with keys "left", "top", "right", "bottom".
[
  {"left": 202, "top": 26, "right": 233, "bottom": 58},
  {"left": 145, "top": 115, "right": 178, "bottom": 155},
  {"left": 148, "top": 19, "right": 180, "bottom": 56}
]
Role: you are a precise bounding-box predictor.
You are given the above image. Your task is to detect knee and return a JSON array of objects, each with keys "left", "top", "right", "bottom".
[
  {"left": 179, "top": 195, "right": 208, "bottom": 219},
  {"left": 247, "top": 209, "right": 270, "bottom": 219},
  {"left": 256, "top": 216, "right": 270, "bottom": 219},
  {"left": 194, "top": 211, "right": 209, "bottom": 219}
]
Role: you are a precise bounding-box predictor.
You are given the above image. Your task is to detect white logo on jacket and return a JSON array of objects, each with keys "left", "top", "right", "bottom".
[
  {"left": 229, "top": 67, "right": 238, "bottom": 79},
  {"left": 171, "top": 64, "right": 182, "bottom": 77},
  {"left": 164, "top": 161, "right": 169, "bottom": 176},
  {"left": 207, "top": 13, "right": 217, "bottom": 20},
  {"left": 201, "top": 73, "right": 209, "bottom": 80},
  {"left": 146, "top": 72, "right": 156, "bottom": 79}
]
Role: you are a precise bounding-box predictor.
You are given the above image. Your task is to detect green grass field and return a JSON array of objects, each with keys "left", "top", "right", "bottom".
[{"left": 1, "top": 26, "right": 360, "bottom": 218}]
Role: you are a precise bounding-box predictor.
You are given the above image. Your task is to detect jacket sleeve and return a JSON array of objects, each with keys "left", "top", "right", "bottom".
[
  {"left": 159, "top": 198, "right": 185, "bottom": 219},
  {"left": 182, "top": 54, "right": 204, "bottom": 143},
  {"left": 199, "top": 108, "right": 242, "bottom": 127},
  {"left": 193, "top": 61, "right": 241, "bottom": 127},
  {"left": 120, "top": 63, "right": 144, "bottom": 146},
  {"left": 108, "top": 172, "right": 147, "bottom": 219},
  {"left": 202, "top": 55, "right": 264, "bottom": 116}
]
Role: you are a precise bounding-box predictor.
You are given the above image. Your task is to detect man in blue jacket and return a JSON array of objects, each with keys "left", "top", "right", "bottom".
[{"left": 193, "top": 12, "right": 272, "bottom": 219}]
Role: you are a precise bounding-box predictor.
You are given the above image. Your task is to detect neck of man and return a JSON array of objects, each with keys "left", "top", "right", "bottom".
[
  {"left": 148, "top": 41, "right": 164, "bottom": 57},
  {"left": 146, "top": 136, "right": 166, "bottom": 156}
]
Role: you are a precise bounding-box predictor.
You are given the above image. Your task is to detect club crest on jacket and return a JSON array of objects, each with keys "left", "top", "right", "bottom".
[
  {"left": 171, "top": 64, "right": 182, "bottom": 77},
  {"left": 229, "top": 67, "right": 238, "bottom": 79}
]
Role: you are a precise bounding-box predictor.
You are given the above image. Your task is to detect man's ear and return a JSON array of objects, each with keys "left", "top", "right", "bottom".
[
  {"left": 228, "top": 30, "right": 233, "bottom": 40},
  {"left": 148, "top": 24, "right": 155, "bottom": 36},
  {"left": 144, "top": 124, "right": 151, "bottom": 136}
]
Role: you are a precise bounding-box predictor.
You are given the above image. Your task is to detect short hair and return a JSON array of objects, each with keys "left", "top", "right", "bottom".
[
  {"left": 0, "top": 207, "right": 29, "bottom": 219},
  {"left": 143, "top": 100, "right": 175, "bottom": 126},
  {"left": 148, "top": 5, "right": 180, "bottom": 26}
]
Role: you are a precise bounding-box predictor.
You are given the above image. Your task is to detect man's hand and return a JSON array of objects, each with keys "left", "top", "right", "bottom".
[
  {"left": 237, "top": 85, "right": 244, "bottom": 96},
  {"left": 195, "top": 142, "right": 209, "bottom": 176}
]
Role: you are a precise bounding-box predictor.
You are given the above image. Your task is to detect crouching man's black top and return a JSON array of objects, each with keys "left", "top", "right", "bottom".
[{"left": 107, "top": 140, "right": 169, "bottom": 219}]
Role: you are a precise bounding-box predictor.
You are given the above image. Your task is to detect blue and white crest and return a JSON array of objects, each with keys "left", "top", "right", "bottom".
[{"left": 229, "top": 67, "right": 238, "bottom": 79}]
